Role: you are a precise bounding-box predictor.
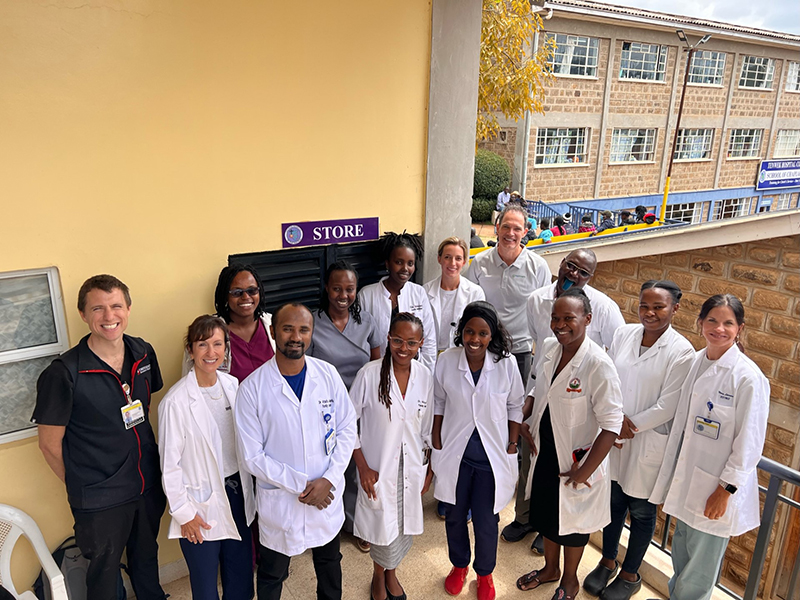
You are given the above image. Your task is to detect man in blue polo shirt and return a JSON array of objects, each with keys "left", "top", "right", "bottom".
[{"left": 33, "top": 274, "right": 166, "bottom": 600}]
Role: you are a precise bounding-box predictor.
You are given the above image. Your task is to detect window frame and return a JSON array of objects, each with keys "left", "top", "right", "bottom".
[
  {"left": 0, "top": 267, "right": 70, "bottom": 443},
  {"left": 787, "top": 62, "right": 800, "bottom": 93},
  {"left": 774, "top": 130, "right": 800, "bottom": 158},
  {"left": 713, "top": 197, "right": 750, "bottom": 220},
  {"left": 673, "top": 128, "right": 714, "bottom": 162},
  {"left": 546, "top": 33, "right": 600, "bottom": 79},
  {"left": 775, "top": 193, "right": 792, "bottom": 210},
  {"left": 727, "top": 129, "right": 763, "bottom": 160},
  {"left": 534, "top": 127, "right": 591, "bottom": 167},
  {"left": 609, "top": 128, "right": 657, "bottom": 163},
  {"left": 665, "top": 202, "right": 702, "bottom": 224},
  {"left": 688, "top": 50, "right": 727, "bottom": 86},
  {"left": 738, "top": 56, "right": 775, "bottom": 90},
  {"left": 619, "top": 41, "right": 668, "bottom": 82}
]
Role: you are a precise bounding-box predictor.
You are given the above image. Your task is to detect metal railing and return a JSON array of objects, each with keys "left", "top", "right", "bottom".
[{"left": 645, "top": 456, "right": 800, "bottom": 600}]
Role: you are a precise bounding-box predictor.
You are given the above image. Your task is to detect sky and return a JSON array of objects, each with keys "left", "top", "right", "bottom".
[{"left": 605, "top": 0, "right": 800, "bottom": 35}]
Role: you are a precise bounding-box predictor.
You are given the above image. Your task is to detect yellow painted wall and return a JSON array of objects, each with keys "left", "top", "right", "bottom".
[{"left": 0, "top": 0, "right": 432, "bottom": 586}]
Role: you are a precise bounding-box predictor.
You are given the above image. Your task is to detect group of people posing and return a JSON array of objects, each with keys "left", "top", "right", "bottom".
[{"left": 33, "top": 203, "right": 769, "bottom": 600}]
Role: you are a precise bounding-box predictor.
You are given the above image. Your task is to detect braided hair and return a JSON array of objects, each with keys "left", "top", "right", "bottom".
[
  {"left": 318, "top": 260, "right": 363, "bottom": 324},
  {"left": 214, "top": 265, "right": 267, "bottom": 324},
  {"left": 378, "top": 231, "right": 425, "bottom": 263},
  {"left": 378, "top": 312, "right": 424, "bottom": 420}
]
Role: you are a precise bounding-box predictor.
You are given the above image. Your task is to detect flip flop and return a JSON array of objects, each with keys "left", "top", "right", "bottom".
[
  {"left": 517, "top": 569, "right": 560, "bottom": 591},
  {"left": 552, "top": 585, "right": 580, "bottom": 600}
]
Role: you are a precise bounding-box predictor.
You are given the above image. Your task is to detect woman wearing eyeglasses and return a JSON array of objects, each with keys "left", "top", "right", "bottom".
[{"left": 210, "top": 265, "right": 276, "bottom": 383}]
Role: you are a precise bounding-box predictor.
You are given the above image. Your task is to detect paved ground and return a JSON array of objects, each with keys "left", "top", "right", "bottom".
[{"left": 163, "top": 492, "right": 664, "bottom": 599}]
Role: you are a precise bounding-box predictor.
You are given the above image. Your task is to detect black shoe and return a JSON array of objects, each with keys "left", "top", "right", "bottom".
[
  {"left": 501, "top": 520, "right": 534, "bottom": 542},
  {"left": 600, "top": 574, "right": 641, "bottom": 600},
  {"left": 583, "top": 561, "right": 619, "bottom": 596},
  {"left": 386, "top": 584, "right": 407, "bottom": 600},
  {"left": 530, "top": 533, "right": 544, "bottom": 554}
]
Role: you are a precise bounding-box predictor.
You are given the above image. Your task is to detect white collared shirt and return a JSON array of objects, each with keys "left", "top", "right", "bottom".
[{"left": 465, "top": 247, "right": 551, "bottom": 354}]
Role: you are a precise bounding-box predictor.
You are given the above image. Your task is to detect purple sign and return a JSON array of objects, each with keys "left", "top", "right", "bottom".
[{"left": 282, "top": 217, "right": 380, "bottom": 248}]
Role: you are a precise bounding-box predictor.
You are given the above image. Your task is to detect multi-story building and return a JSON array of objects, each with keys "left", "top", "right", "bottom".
[{"left": 482, "top": 0, "right": 800, "bottom": 222}]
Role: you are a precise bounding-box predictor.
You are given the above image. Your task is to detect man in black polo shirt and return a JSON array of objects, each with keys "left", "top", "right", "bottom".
[{"left": 33, "top": 274, "right": 167, "bottom": 600}]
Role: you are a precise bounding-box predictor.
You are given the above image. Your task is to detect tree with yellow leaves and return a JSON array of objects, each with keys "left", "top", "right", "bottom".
[{"left": 477, "top": 0, "right": 553, "bottom": 143}]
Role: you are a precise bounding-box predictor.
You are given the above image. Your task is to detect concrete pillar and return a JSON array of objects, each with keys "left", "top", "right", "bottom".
[{"left": 422, "top": 0, "right": 483, "bottom": 281}]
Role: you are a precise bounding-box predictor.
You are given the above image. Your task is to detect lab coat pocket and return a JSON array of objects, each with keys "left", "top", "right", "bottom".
[
  {"left": 506, "top": 451, "right": 520, "bottom": 479},
  {"left": 256, "top": 487, "right": 292, "bottom": 532},
  {"left": 641, "top": 431, "right": 668, "bottom": 466},
  {"left": 685, "top": 466, "right": 732, "bottom": 525},
  {"left": 558, "top": 396, "right": 588, "bottom": 428},
  {"left": 490, "top": 392, "right": 509, "bottom": 422},
  {"left": 356, "top": 481, "right": 383, "bottom": 511}
]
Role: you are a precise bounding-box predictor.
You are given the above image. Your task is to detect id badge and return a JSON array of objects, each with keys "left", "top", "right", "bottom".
[
  {"left": 121, "top": 400, "right": 145, "bottom": 430},
  {"left": 324, "top": 427, "right": 336, "bottom": 455},
  {"left": 693, "top": 416, "right": 720, "bottom": 440}
]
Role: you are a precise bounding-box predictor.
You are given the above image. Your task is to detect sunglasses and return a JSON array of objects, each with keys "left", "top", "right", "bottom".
[
  {"left": 564, "top": 260, "right": 593, "bottom": 279},
  {"left": 389, "top": 337, "right": 422, "bottom": 350},
  {"left": 228, "top": 287, "right": 260, "bottom": 298}
]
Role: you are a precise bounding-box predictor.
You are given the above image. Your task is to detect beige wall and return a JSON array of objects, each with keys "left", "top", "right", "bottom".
[{"left": 0, "top": 0, "right": 432, "bottom": 586}]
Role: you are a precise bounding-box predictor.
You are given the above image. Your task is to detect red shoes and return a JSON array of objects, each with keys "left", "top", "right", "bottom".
[
  {"left": 445, "top": 566, "right": 469, "bottom": 595},
  {"left": 477, "top": 574, "right": 496, "bottom": 600}
]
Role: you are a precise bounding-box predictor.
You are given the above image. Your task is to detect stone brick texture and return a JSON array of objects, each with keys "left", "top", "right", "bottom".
[
  {"left": 608, "top": 40, "right": 675, "bottom": 116},
  {"left": 729, "top": 58, "right": 783, "bottom": 120},
  {"left": 479, "top": 127, "right": 517, "bottom": 171},
  {"left": 599, "top": 128, "right": 665, "bottom": 199},
  {"left": 717, "top": 128, "right": 770, "bottom": 189},
  {"left": 777, "top": 74, "right": 800, "bottom": 119},
  {"left": 526, "top": 132, "right": 601, "bottom": 203},
  {"left": 591, "top": 234, "right": 800, "bottom": 596}
]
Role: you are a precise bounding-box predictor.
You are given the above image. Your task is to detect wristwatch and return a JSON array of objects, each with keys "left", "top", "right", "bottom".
[{"left": 719, "top": 480, "right": 738, "bottom": 494}]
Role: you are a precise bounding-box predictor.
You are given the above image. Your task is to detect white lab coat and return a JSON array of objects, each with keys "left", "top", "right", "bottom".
[
  {"left": 234, "top": 356, "right": 357, "bottom": 556},
  {"left": 181, "top": 313, "right": 275, "bottom": 377},
  {"left": 423, "top": 276, "right": 486, "bottom": 351},
  {"left": 158, "top": 369, "right": 256, "bottom": 541},
  {"left": 527, "top": 282, "right": 625, "bottom": 378},
  {"left": 652, "top": 345, "right": 769, "bottom": 538},
  {"left": 349, "top": 359, "right": 434, "bottom": 546},
  {"left": 358, "top": 278, "right": 437, "bottom": 372},
  {"left": 525, "top": 337, "right": 624, "bottom": 536},
  {"left": 431, "top": 347, "right": 524, "bottom": 514},
  {"left": 607, "top": 324, "right": 695, "bottom": 501}
]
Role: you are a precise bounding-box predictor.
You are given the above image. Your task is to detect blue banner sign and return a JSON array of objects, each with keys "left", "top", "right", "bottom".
[{"left": 756, "top": 159, "right": 800, "bottom": 191}]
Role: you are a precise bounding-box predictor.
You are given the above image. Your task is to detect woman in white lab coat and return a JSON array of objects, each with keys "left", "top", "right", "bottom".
[
  {"left": 358, "top": 231, "right": 437, "bottom": 372},
  {"left": 159, "top": 315, "right": 256, "bottom": 600},
  {"left": 517, "top": 288, "right": 623, "bottom": 600},
  {"left": 423, "top": 236, "right": 485, "bottom": 353},
  {"left": 584, "top": 281, "right": 694, "bottom": 600},
  {"left": 350, "top": 312, "right": 434, "bottom": 600},
  {"left": 432, "top": 301, "right": 524, "bottom": 600},
  {"left": 651, "top": 294, "right": 769, "bottom": 600}
]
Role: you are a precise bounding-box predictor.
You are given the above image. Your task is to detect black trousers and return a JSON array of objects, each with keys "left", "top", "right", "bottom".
[
  {"left": 256, "top": 534, "right": 342, "bottom": 600},
  {"left": 72, "top": 485, "right": 167, "bottom": 600}
]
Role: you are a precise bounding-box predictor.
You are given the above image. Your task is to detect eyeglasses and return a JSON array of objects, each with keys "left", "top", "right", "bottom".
[
  {"left": 228, "top": 287, "right": 259, "bottom": 298},
  {"left": 389, "top": 338, "right": 422, "bottom": 350},
  {"left": 564, "top": 260, "right": 593, "bottom": 279}
]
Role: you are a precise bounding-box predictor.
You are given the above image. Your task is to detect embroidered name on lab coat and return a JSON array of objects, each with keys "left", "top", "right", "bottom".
[
  {"left": 318, "top": 398, "right": 334, "bottom": 410},
  {"left": 716, "top": 390, "right": 734, "bottom": 407},
  {"left": 137, "top": 363, "right": 151, "bottom": 375}
]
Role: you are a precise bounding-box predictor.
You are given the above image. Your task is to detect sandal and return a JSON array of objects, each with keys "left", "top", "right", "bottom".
[
  {"left": 552, "top": 586, "right": 580, "bottom": 600},
  {"left": 517, "top": 569, "right": 560, "bottom": 591}
]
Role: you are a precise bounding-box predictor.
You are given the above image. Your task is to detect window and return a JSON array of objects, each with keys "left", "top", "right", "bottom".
[
  {"left": 774, "top": 130, "right": 800, "bottom": 158},
  {"left": 727, "top": 129, "right": 763, "bottom": 159},
  {"left": 674, "top": 129, "right": 714, "bottom": 161},
  {"left": 713, "top": 197, "right": 750, "bottom": 220},
  {"left": 534, "top": 128, "right": 589, "bottom": 165},
  {"left": 665, "top": 202, "right": 702, "bottom": 224},
  {"left": 739, "top": 56, "right": 775, "bottom": 89},
  {"left": 619, "top": 42, "right": 668, "bottom": 81},
  {"left": 787, "top": 62, "right": 800, "bottom": 92},
  {"left": 776, "top": 193, "right": 792, "bottom": 210},
  {"left": 689, "top": 51, "right": 726, "bottom": 85},
  {"left": 0, "top": 268, "right": 69, "bottom": 442},
  {"left": 546, "top": 33, "right": 600, "bottom": 77},
  {"left": 610, "top": 128, "right": 657, "bottom": 162}
]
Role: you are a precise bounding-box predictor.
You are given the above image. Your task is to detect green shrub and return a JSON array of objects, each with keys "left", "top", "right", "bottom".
[
  {"left": 473, "top": 149, "right": 511, "bottom": 199},
  {"left": 471, "top": 197, "right": 495, "bottom": 223}
]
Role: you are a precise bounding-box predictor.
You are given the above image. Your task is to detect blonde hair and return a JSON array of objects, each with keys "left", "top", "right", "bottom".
[{"left": 437, "top": 236, "right": 469, "bottom": 260}]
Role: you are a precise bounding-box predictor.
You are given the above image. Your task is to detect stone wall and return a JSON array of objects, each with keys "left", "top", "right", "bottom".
[{"left": 591, "top": 234, "right": 800, "bottom": 596}]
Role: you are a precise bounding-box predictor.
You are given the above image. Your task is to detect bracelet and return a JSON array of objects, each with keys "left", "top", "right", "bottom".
[{"left": 508, "top": 441, "right": 518, "bottom": 448}]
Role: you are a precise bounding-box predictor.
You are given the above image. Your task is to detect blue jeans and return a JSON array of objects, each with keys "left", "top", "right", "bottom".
[{"left": 601, "top": 481, "right": 657, "bottom": 575}]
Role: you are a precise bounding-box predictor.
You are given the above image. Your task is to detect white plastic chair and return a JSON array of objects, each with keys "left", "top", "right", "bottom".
[{"left": 0, "top": 504, "right": 67, "bottom": 600}]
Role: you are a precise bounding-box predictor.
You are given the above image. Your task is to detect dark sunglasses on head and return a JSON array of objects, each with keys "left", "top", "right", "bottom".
[
  {"left": 564, "top": 260, "right": 593, "bottom": 279},
  {"left": 228, "top": 287, "right": 260, "bottom": 298}
]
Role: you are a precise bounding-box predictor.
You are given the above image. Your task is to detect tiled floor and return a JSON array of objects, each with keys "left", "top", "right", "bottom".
[{"left": 163, "top": 493, "right": 664, "bottom": 599}]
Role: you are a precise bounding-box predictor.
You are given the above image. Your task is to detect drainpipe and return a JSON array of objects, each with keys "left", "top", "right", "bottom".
[{"left": 519, "top": 6, "right": 552, "bottom": 200}]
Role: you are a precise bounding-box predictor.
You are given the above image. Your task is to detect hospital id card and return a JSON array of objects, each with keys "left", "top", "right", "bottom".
[
  {"left": 324, "top": 427, "right": 336, "bottom": 455},
  {"left": 121, "top": 400, "right": 145, "bottom": 430},
  {"left": 693, "top": 416, "right": 720, "bottom": 440}
]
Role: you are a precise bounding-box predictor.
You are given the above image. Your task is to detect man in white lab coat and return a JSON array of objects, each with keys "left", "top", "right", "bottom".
[
  {"left": 502, "top": 249, "right": 625, "bottom": 550},
  {"left": 235, "top": 303, "right": 357, "bottom": 600}
]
